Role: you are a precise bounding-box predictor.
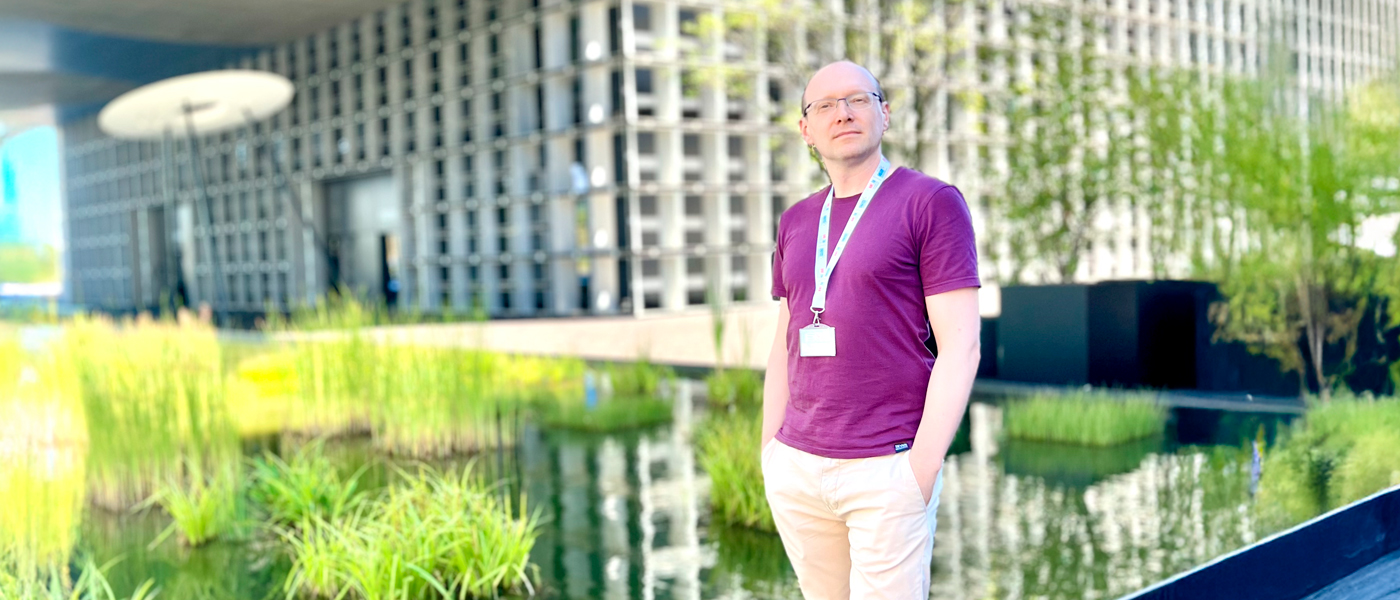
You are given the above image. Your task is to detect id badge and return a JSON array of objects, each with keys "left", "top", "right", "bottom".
[{"left": 799, "top": 323, "right": 836, "bottom": 357}]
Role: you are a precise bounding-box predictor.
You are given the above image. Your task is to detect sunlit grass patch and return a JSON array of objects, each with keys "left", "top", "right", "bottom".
[
  {"left": 141, "top": 459, "right": 245, "bottom": 549},
  {"left": 1257, "top": 396, "right": 1400, "bottom": 529},
  {"left": 62, "top": 315, "right": 240, "bottom": 510},
  {"left": 1004, "top": 391, "right": 1166, "bottom": 447},
  {"left": 0, "top": 450, "right": 86, "bottom": 579},
  {"left": 278, "top": 464, "right": 540, "bottom": 599},
  {"left": 697, "top": 409, "right": 774, "bottom": 532},
  {"left": 0, "top": 554, "right": 157, "bottom": 600}
]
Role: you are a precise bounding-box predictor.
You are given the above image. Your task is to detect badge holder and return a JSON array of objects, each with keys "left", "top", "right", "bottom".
[{"left": 798, "top": 309, "right": 836, "bottom": 357}]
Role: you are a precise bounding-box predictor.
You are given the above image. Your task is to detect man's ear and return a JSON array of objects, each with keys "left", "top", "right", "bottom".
[{"left": 799, "top": 117, "right": 813, "bottom": 146}]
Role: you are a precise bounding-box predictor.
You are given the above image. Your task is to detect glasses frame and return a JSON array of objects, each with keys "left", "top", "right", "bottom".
[{"left": 802, "top": 91, "right": 884, "bottom": 118}]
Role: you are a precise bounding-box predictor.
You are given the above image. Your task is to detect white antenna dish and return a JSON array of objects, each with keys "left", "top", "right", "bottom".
[{"left": 98, "top": 70, "right": 294, "bottom": 140}]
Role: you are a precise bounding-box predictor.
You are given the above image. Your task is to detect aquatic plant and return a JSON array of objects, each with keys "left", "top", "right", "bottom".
[
  {"left": 605, "top": 359, "right": 675, "bottom": 399},
  {"left": 142, "top": 459, "right": 244, "bottom": 548},
  {"left": 0, "top": 555, "right": 157, "bottom": 600},
  {"left": 536, "top": 394, "right": 672, "bottom": 432},
  {"left": 697, "top": 409, "right": 775, "bottom": 532},
  {"left": 249, "top": 439, "right": 366, "bottom": 525},
  {"left": 279, "top": 464, "right": 540, "bottom": 599},
  {"left": 704, "top": 368, "right": 764, "bottom": 409},
  {"left": 62, "top": 315, "right": 239, "bottom": 510},
  {"left": 1003, "top": 391, "right": 1166, "bottom": 446}
]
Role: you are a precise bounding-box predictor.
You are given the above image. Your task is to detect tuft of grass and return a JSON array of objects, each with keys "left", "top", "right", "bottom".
[
  {"left": 1003, "top": 391, "right": 1166, "bottom": 446},
  {"left": 279, "top": 463, "right": 540, "bottom": 599},
  {"left": 705, "top": 368, "right": 764, "bottom": 410},
  {"left": 142, "top": 459, "right": 244, "bottom": 549},
  {"left": 249, "top": 439, "right": 366, "bottom": 525},
  {"left": 605, "top": 359, "right": 674, "bottom": 399},
  {"left": 697, "top": 410, "right": 774, "bottom": 532},
  {"left": 1256, "top": 396, "right": 1400, "bottom": 529}
]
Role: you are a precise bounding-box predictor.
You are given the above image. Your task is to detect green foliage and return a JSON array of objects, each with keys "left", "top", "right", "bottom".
[
  {"left": 605, "top": 359, "right": 674, "bottom": 399},
  {"left": 697, "top": 410, "right": 774, "bottom": 532},
  {"left": 1003, "top": 392, "right": 1166, "bottom": 446},
  {"left": 278, "top": 464, "right": 540, "bottom": 599},
  {"left": 0, "top": 555, "right": 157, "bottom": 600},
  {"left": 536, "top": 395, "right": 672, "bottom": 432},
  {"left": 992, "top": 6, "right": 1132, "bottom": 283},
  {"left": 1135, "top": 68, "right": 1400, "bottom": 400},
  {"left": 249, "top": 440, "right": 366, "bottom": 526},
  {"left": 705, "top": 368, "right": 764, "bottom": 409},
  {"left": 1000, "top": 435, "right": 1160, "bottom": 488},
  {"left": 143, "top": 459, "right": 244, "bottom": 549},
  {"left": 286, "top": 331, "right": 582, "bottom": 456},
  {"left": 1256, "top": 396, "right": 1400, "bottom": 529},
  {"left": 61, "top": 315, "right": 240, "bottom": 510},
  {"left": 0, "top": 243, "right": 59, "bottom": 284}
]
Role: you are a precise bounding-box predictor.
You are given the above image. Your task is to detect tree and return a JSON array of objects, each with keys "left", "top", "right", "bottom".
[
  {"left": 1138, "top": 67, "right": 1400, "bottom": 400},
  {"left": 989, "top": 5, "right": 1133, "bottom": 283},
  {"left": 684, "top": 0, "right": 964, "bottom": 174}
]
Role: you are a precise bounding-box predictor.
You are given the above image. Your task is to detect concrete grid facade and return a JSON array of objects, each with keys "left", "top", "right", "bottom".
[{"left": 60, "top": 0, "right": 1398, "bottom": 318}]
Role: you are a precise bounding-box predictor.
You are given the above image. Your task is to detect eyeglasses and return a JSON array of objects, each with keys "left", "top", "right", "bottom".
[{"left": 802, "top": 91, "right": 883, "bottom": 118}]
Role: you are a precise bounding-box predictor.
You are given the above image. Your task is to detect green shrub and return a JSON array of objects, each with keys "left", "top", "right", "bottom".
[
  {"left": 705, "top": 368, "right": 764, "bottom": 409},
  {"left": 1004, "top": 392, "right": 1166, "bottom": 446},
  {"left": 1256, "top": 397, "right": 1400, "bottom": 529},
  {"left": 697, "top": 410, "right": 774, "bottom": 532}
]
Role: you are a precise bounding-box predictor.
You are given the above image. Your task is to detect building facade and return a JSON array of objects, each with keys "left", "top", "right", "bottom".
[{"left": 59, "top": 0, "right": 1399, "bottom": 318}]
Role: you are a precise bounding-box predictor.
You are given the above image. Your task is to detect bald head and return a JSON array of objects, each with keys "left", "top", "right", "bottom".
[{"left": 801, "top": 61, "right": 882, "bottom": 111}]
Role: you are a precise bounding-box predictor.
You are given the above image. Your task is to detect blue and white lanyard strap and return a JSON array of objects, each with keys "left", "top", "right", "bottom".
[{"left": 811, "top": 156, "right": 893, "bottom": 324}]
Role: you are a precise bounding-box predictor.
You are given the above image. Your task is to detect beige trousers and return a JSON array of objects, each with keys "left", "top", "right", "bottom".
[{"left": 762, "top": 438, "right": 944, "bottom": 600}]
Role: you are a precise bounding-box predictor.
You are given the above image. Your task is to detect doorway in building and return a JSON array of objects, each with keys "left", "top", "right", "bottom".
[{"left": 322, "top": 173, "right": 401, "bottom": 309}]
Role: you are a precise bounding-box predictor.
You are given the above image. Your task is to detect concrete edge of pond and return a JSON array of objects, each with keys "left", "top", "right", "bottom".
[{"left": 1118, "top": 483, "right": 1400, "bottom": 600}]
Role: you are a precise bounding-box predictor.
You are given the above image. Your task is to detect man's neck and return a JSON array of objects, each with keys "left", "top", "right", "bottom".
[{"left": 826, "top": 150, "right": 886, "bottom": 198}]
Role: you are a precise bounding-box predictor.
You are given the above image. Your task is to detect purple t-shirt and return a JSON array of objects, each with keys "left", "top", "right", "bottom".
[{"left": 771, "top": 167, "right": 980, "bottom": 459}]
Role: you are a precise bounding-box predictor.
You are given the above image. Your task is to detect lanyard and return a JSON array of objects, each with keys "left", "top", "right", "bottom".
[{"left": 811, "top": 156, "right": 892, "bottom": 323}]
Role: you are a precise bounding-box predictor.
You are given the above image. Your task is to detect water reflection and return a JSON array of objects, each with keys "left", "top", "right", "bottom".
[{"left": 15, "top": 381, "right": 1281, "bottom": 600}]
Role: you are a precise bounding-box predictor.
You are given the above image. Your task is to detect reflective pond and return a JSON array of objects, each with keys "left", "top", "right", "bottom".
[{"left": 31, "top": 381, "right": 1294, "bottom": 600}]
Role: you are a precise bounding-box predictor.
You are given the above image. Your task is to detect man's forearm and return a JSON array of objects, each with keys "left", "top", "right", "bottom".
[
  {"left": 761, "top": 346, "right": 790, "bottom": 447},
  {"left": 910, "top": 348, "right": 979, "bottom": 474}
]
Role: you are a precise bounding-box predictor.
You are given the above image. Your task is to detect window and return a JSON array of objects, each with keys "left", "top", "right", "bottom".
[
  {"left": 636, "top": 68, "right": 653, "bottom": 94},
  {"left": 633, "top": 4, "right": 652, "bottom": 31}
]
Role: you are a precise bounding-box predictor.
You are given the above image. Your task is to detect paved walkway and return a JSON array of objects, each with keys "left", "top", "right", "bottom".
[{"left": 360, "top": 302, "right": 782, "bottom": 370}]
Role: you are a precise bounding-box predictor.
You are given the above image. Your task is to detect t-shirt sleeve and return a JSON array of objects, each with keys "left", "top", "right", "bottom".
[
  {"left": 771, "top": 213, "right": 788, "bottom": 299},
  {"left": 916, "top": 185, "right": 981, "bottom": 297}
]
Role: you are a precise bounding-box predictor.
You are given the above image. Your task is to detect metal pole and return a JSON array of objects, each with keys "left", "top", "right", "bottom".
[{"left": 181, "top": 104, "right": 229, "bottom": 326}]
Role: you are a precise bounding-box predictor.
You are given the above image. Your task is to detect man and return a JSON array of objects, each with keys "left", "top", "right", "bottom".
[{"left": 761, "top": 60, "right": 981, "bottom": 599}]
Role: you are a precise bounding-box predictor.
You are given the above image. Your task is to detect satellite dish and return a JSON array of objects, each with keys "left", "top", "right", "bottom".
[
  {"left": 570, "top": 162, "right": 590, "bottom": 194},
  {"left": 98, "top": 70, "right": 294, "bottom": 140}
]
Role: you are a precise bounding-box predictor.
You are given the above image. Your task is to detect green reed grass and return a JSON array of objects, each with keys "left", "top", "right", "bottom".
[
  {"left": 285, "top": 328, "right": 583, "bottom": 457},
  {"left": 0, "top": 554, "right": 157, "bottom": 600},
  {"left": 278, "top": 464, "right": 540, "bottom": 599},
  {"left": 537, "top": 395, "right": 672, "bottom": 432},
  {"left": 142, "top": 458, "right": 244, "bottom": 548},
  {"left": 605, "top": 359, "right": 674, "bottom": 399},
  {"left": 249, "top": 439, "right": 365, "bottom": 525},
  {"left": 1003, "top": 391, "right": 1167, "bottom": 447},
  {"left": 705, "top": 368, "right": 764, "bottom": 409},
  {"left": 62, "top": 315, "right": 239, "bottom": 510},
  {"left": 697, "top": 409, "right": 774, "bottom": 532},
  {"left": 1257, "top": 395, "right": 1400, "bottom": 528},
  {"left": 0, "top": 450, "right": 86, "bottom": 581}
]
